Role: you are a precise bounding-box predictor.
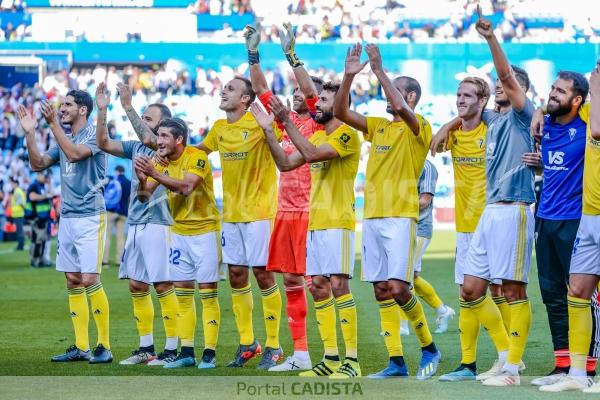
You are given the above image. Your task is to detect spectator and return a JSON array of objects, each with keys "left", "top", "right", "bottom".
[
  {"left": 0, "top": 178, "right": 5, "bottom": 242},
  {"left": 26, "top": 172, "right": 53, "bottom": 267},
  {"left": 102, "top": 165, "right": 130, "bottom": 266},
  {"left": 9, "top": 176, "right": 25, "bottom": 251}
]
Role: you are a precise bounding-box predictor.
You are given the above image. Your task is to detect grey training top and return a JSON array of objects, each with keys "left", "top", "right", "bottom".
[
  {"left": 482, "top": 99, "right": 536, "bottom": 205},
  {"left": 417, "top": 159, "right": 438, "bottom": 239},
  {"left": 122, "top": 140, "right": 173, "bottom": 226},
  {"left": 47, "top": 122, "right": 107, "bottom": 218}
]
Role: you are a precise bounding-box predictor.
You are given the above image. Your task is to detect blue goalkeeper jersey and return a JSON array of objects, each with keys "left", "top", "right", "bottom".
[{"left": 537, "top": 114, "right": 586, "bottom": 220}]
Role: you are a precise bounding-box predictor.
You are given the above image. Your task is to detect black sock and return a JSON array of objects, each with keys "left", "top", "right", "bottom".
[
  {"left": 140, "top": 344, "right": 155, "bottom": 354},
  {"left": 180, "top": 346, "right": 195, "bottom": 357},
  {"left": 460, "top": 362, "right": 476, "bottom": 373},
  {"left": 422, "top": 342, "right": 437, "bottom": 354},
  {"left": 390, "top": 356, "right": 405, "bottom": 367},
  {"left": 345, "top": 357, "right": 358, "bottom": 363},
  {"left": 324, "top": 355, "right": 340, "bottom": 362},
  {"left": 203, "top": 348, "right": 216, "bottom": 358}
]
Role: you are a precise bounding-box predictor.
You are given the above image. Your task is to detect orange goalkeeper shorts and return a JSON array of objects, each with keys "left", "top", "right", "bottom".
[{"left": 267, "top": 211, "right": 309, "bottom": 275}]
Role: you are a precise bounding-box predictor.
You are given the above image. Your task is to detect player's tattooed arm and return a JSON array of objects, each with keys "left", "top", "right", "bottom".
[
  {"left": 96, "top": 83, "right": 126, "bottom": 157},
  {"left": 117, "top": 82, "right": 158, "bottom": 150},
  {"left": 17, "top": 105, "right": 56, "bottom": 171},
  {"left": 590, "top": 61, "right": 600, "bottom": 140},
  {"left": 40, "top": 100, "right": 92, "bottom": 162},
  {"left": 334, "top": 43, "right": 368, "bottom": 133},
  {"left": 250, "top": 101, "right": 305, "bottom": 171},
  {"left": 366, "top": 43, "right": 419, "bottom": 135},
  {"left": 475, "top": 5, "right": 526, "bottom": 111}
]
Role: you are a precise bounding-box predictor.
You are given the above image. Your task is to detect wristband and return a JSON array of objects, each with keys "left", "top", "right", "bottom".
[
  {"left": 286, "top": 52, "right": 303, "bottom": 68},
  {"left": 248, "top": 50, "right": 260, "bottom": 65}
]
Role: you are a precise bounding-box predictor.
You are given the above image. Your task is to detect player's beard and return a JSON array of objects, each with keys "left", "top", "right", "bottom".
[
  {"left": 547, "top": 98, "right": 572, "bottom": 118},
  {"left": 315, "top": 109, "right": 334, "bottom": 124}
]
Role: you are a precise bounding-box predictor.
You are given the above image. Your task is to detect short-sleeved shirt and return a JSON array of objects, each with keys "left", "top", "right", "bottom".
[
  {"left": 576, "top": 103, "right": 600, "bottom": 215},
  {"left": 258, "top": 91, "right": 321, "bottom": 212},
  {"left": 537, "top": 115, "right": 586, "bottom": 220},
  {"left": 364, "top": 115, "right": 432, "bottom": 220},
  {"left": 447, "top": 122, "right": 487, "bottom": 232},
  {"left": 122, "top": 140, "right": 172, "bottom": 226},
  {"left": 202, "top": 112, "right": 282, "bottom": 223},
  {"left": 308, "top": 124, "right": 360, "bottom": 231},
  {"left": 150, "top": 146, "right": 219, "bottom": 236},
  {"left": 482, "top": 99, "right": 536, "bottom": 205},
  {"left": 417, "top": 159, "right": 438, "bottom": 238},
  {"left": 47, "top": 122, "right": 107, "bottom": 217}
]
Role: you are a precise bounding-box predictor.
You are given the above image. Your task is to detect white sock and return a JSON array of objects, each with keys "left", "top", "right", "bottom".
[
  {"left": 293, "top": 351, "right": 310, "bottom": 361},
  {"left": 165, "top": 337, "right": 178, "bottom": 351},
  {"left": 401, "top": 320, "right": 409, "bottom": 330},
  {"left": 498, "top": 350, "right": 508, "bottom": 363},
  {"left": 436, "top": 305, "right": 447, "bottom": 314},
  {"left": 140, "top": 334, "right": 153, "bottom": 348},
  {"left": 502, "top": 362, "right": 519, "bottom": 375},
  {"left": 570, "top": 367, "right": 587, "bottom": 378}
]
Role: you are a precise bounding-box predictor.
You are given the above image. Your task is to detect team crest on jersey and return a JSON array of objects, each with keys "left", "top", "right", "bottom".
[
  {"left": 569, "top": 128, "right": 577, "bottom": 141},
  {"left": 487, "top": 142, "right": 496, "bottom": 157},
  {"left": 241, "top": 130, "right": 250, "bottom": 140},
  {"left": 477, "top": 138, "right": 484, "bottom": 148}
]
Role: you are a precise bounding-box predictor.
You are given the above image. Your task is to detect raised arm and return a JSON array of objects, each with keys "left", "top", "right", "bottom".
[
  {"left": 95, "top": 83, "right": 126, "bottom": 157},
  {"left": 366, "top": 44, "right": 419, "bottom": 135},
  {"left": 244, "top": 25, "right": 269, "bottom": 96},
  {"left": 279, "top": 22, "right": 318, "bottom": 99},
  {"left": 249, "top": 101, "right": 305, "bottom": 171},
  {"left": 590, "top": 63, "right": 600, "bottom": 140},
  {"left": 334, "top": 43, "right": 369, "bottom": 133},
  {"left": 117, "top": 82, "right": 158, "bottom": 150},
  {"left": 135, "top": 155, "right": 201, "bottom": 196},
  {"left": 17, "top": 106, "right": 56, "bottom": 172},
  {"left": 40, "top": 101, "right": 92, "bottom": 163},
  {"left": 476, "top": 5, "right": 526, "bottom": 110}
]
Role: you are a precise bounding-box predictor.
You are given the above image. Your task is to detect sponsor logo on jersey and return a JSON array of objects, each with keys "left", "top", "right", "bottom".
[
  {"left": 223, "top": 151, "right": 249, "bottom": 160},
  {"left": 569, "top": 127, "right": 577, "bottom": 141}
]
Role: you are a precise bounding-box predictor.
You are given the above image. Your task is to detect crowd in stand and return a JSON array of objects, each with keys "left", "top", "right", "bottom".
[{"left": 2, "top": 0, "right": 600, "bottom": 43}]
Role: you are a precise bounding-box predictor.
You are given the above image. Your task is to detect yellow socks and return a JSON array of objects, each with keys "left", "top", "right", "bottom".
[
  {"left": 506, "top": 299, "right": 531, "bottom": 366},
  {"left": 175, "top": 287, "right": 196, "bottom": 348},
  {"left": 199, "top": 288, "right": 220, "bottom": 350},
  {"left": 568, "top": 296, "right": 592, "bottom": 375},
  {"left": 157, "top": 288, "right": 178, "bottom": 349},
  {"left": 131, "top": 291, "right": 154, "bottom": 346},
  {"left": 378, "top": 299, "right": 403, "bottom": 357},
  {"left": 232, "top": 284, "right": 254, "bottom": 345},
  {"left": 400, "top": 294, "right": 433, "bottom": 347},
  {"left": 414, "top": 276, "right": 443, "bottom": 309},
  {"left": 459, "top": 298, "right": 480, "bottom": 365},
  {"left": 261, "top": 284, "right": 282, "bottom": 349},
  {"left": 86, "top": 283, "right": 110, "bottom": 349},
  {"left": 315, "top": 296, "right": 338, "bottom": 357},
  {"left": 336, "top": 293, "right": 358, "bottom": 359},
  {"left": 468, "top": 295, "right": 509, "bottom": 353},
  {"left": 68, "top": 287, "right": 90, "bottom": 351},
  {"left": 493, "top": 296, "right": 511, "bottom": 335}
]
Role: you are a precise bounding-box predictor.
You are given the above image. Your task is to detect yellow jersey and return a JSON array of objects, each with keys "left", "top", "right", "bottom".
[
  {"left": 151, "top": 146, "right": 219, "bottom": 236},
  {"left": 576, "top": 103, "right": 600, "bottom": 215},
  {"left": 363, "top": 115, "right": 432, "bottom": 219},
  {"left": 308, "top": 124, "right": 361, "bottom": 231},
  {"left": 203, "top": 112, "right": 282, "bottom": 223},
  {"left": 447, "top": 122, "right": 487, "bottom": 232}
]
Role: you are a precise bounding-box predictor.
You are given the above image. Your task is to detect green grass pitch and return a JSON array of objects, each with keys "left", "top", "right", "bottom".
[{"left": 0, "top": 231, "right": 584, "bottom": 399}]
